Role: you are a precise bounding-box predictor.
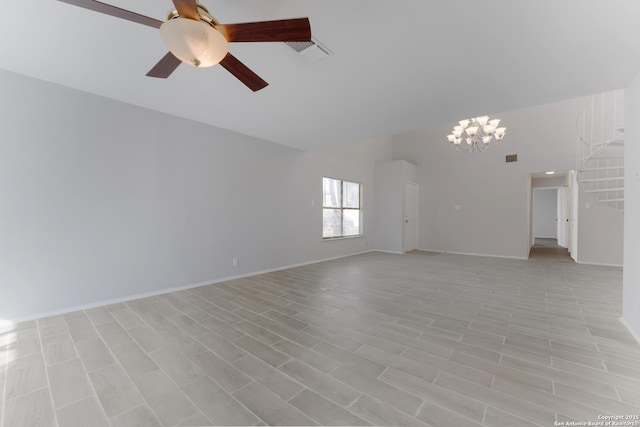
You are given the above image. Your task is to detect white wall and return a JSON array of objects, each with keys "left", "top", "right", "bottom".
[
  {"left": 576, "top": 190, "right": 624, "bottom": 266},
  {"left": 392, "top": 95, "right": 624, "bottom": 262},
  {"left": 623, "top": 70, "right": 640, "bottom": 341},
  {"left": 532, "top": 189, "right": 557, "bottom": 239},
  {"left": 0, "top": 69, "right": 392, "bottom": 321}
]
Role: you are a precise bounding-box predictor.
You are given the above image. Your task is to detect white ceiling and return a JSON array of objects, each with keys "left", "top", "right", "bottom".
[{"left": 2, "top": 0, "right": 640, "bottom": 151}]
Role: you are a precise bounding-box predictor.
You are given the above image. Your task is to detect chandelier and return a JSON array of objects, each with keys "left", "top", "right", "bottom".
[{"left": 446, "top": 116, "right": 506, "bottom": 152}]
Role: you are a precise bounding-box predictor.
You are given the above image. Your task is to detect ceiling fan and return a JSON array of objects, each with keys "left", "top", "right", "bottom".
[{"left": 57, "top": 0, "right": 312, "bottom": 91}]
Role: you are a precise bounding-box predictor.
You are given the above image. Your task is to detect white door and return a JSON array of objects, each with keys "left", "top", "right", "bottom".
[
  {"left": 557, "top": 187, "right": 568, "bottom": 248},
  {"left": 569, "top": 171, "right": 578, "bottom": 260},
  {"left": 403, "top": 182, "right": 418, "bottom": 252}
]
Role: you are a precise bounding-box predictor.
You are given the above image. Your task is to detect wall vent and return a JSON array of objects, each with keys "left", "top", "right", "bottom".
[
  {"left": 286, "top": 38, "right": 332, "bottom": 62},
  {"left": 506, "top": 154, "right": 518, "bottom": 163}
]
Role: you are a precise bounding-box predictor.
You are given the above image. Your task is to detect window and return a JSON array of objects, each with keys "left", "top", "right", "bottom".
[{"left": 322, "top": 177, "right": 362, "bottom": 239}]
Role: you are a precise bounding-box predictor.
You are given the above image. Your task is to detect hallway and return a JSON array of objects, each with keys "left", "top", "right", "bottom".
[{"left": 529, "top": 238, "right": 573, "bottom": 262}]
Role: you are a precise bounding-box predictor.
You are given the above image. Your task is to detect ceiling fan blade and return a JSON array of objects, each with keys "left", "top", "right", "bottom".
[
  {"left": 219, "top": 53, "right": 268, "bottom": 92},
  {"left": 57, "top": 0, "right": 162, "bottom": 28},
  {"left": 146, "top": 52, "right": 182, "bottom": 78},
  {"left": 215, "top": 18, "right": 311, "bottom": 42},
  {"left": 172, "top": 0, "right": 200, "bottom": 20}
]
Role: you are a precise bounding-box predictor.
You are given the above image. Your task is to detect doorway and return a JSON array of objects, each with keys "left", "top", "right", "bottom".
[
  {"left": 403, "top": 182, "right": 418, "bottom": 252},
  {"left": 533, "top": 188, "right": 560, "bottom": 244},
  {"left": 529, "top": 171, "right": 577, "bottom": 261}
]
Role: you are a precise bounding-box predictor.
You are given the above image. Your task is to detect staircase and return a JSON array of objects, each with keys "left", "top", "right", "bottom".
[{"left": 576, "top": 90, "right": 625, "bottom": 212}]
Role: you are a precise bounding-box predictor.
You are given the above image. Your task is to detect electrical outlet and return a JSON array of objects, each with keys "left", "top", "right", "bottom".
[{"left": 232, "top": 258, "right": 238, "bottom": 267}]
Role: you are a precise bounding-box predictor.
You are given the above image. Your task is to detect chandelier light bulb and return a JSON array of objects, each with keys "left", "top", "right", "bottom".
[
  {"left": 445, "top": 115, "right": 507, "bottom": 153},
  {"left": 483, "top": 125, "right": 495, "bottom": 134},
  {"left": 476, "top": 116, "right": 490, "bottom": 126},
  {"left": 465, "top": 126, "right": 479, "bottom": 136}
]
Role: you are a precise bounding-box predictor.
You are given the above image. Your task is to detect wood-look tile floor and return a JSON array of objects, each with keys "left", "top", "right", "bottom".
[
  {"left": 1, "top": 251, "right": 639, "bottom": 427},
  {"left": 529, "top": 238, "right": 573, "bottom": 262}
]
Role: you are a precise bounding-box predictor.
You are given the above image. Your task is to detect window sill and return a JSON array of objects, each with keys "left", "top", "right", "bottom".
[{"left": 322, "top": 235, "right": 364, "bottom": 241}]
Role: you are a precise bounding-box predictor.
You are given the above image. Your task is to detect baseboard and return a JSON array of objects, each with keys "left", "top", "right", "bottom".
[
  {"left": 619, "top": 317, "right": 640, "bottom": 345},
  {"left": 371, "top": 250, "right": 405, "bottom": 255},
  {"left": 417, "top": 247, "right": 441, "bottom": 253},
  {"left": 576, "top": 261, "right": 623, "bottom": 268},
  {"left": 6, "top": 249, "right": 375, "bottom": 323},
  {"left": 433, "top": 250, "right": 527, "bottom": 261}
]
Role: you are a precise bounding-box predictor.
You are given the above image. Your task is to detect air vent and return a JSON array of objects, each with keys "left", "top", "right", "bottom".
[
  {"left": 287, "top": 41, "right": 316, "bottom": 53},
  {"left": 286, "top": 38, "right": 332, "bottom": 63}
]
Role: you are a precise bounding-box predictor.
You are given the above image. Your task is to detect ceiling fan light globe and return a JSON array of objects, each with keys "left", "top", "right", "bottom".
[{"left": 160, "top": 18, "right": 228, "bottom": 68}]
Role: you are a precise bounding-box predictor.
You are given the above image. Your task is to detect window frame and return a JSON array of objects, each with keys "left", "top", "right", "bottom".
[{"left": 322, "top": 176, "right": 363, "bottom": 240}]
